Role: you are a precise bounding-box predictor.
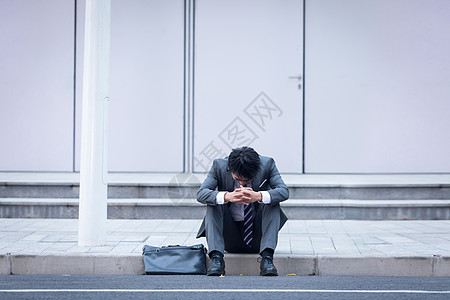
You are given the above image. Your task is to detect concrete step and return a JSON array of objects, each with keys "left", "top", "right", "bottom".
[
  {"left": 1, "top": 173, "right": 450, "bottom": 200},
  {"left": 1, "top": 198, "right": 449, "bottom": 220},
  {"left": 2, "top": 182, "right": 450, "bottom": 200},
  {"left": 2, "top": 253, "right": 449, "bottom": 276},
  {"left": 1, "top": 173, "right": 449, "bottom": 219}
]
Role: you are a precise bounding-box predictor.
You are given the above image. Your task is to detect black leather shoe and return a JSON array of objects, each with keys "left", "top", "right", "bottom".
[
  {"left": 207, "top": 255, "right": 225, "bottom": 276},
  {"left": 260, "top": 256, "right": 278, "bottom": 276}
]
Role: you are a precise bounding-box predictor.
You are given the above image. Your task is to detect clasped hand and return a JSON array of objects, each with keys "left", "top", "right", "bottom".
[{"left": 224, "top": 186, "right": 262, "bottom": 205}]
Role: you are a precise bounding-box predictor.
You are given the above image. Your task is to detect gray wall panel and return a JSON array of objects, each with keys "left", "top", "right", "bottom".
[
  {"left": 0, "top": 0, "right": 74, "bottom": 171},
  {"left": 75, "top": 0, "right": 185, "bottom": 172},
  {"left": 305, "top": 0, "right": 450, "bottom": 173}
]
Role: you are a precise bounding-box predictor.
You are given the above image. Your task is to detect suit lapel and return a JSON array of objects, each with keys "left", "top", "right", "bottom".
[
  {"left": 224, "top": 170, "right": 234, "bottom": 192},
  {"left": 251, "top": 171, "right": 263, "bottom": 192}
]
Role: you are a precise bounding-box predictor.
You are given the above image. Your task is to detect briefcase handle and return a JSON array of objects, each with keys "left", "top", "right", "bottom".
[
  {"left": 143, "top": 244, "right": 207, "bottom": 254},
  {"left": 163, "top": 245, "right": 206, "bottom": 251}
]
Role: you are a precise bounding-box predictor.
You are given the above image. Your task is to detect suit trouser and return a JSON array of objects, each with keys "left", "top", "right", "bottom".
[{"left": 204, "top": 202, "right": 281, "bottom": 255}]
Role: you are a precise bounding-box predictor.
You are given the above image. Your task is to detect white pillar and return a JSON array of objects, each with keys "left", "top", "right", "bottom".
[{"left": 78, "top": 0, "right": 111, "bottom": 247}]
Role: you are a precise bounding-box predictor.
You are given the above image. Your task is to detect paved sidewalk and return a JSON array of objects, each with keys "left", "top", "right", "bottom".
[{"left": 1, "top": 218, "right": 450, "bottom": 276}]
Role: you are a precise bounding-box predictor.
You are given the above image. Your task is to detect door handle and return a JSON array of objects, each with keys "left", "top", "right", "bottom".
[{"left": 289, "top": 75, "right": 302, "bottom": 89}]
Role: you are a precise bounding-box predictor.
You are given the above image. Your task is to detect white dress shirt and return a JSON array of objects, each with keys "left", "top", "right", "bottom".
[{"left": 215, "top": 181, "right": 271, "bottom": 221}]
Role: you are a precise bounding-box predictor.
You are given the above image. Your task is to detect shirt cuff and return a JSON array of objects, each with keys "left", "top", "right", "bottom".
[
  {"left": 260, "top": 191, "right": 271, "bottom": 204},
  {"left": 216, "top": 192, "right": 226, "bottom": 205}
]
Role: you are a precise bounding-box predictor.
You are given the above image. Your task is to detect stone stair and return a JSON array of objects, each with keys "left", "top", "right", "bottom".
[{"left": 0, "top": 173, "right": 449, "bottom": 219}]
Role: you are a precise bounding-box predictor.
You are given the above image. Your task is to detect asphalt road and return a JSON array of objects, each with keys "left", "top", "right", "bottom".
[{"left": 0, "top": 275, "right": 449, "bottom": 299}]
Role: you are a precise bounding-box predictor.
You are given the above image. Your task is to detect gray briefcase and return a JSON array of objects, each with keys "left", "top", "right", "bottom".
[{"left": 142, "top": 244, "right": 207, "bottom": 275}]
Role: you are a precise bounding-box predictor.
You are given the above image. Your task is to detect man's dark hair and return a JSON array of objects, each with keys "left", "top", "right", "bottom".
[{"left": 228, "top": 146, "right": 261, "bottom": 180}]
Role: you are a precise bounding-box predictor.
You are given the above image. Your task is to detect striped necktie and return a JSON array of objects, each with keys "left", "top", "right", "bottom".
[{"left": 243, "top": 202, "right": 254, "bottom": 246}]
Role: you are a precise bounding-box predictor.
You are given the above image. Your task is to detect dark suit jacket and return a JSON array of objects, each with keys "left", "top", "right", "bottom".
[{"left": 196, "top": 156, "right": 289, "bottom": 238}]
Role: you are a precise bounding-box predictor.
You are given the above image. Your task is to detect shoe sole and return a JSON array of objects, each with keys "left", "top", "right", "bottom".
[
  {"left": 207, "top": 271, "right": 225, "bottom": 276},
  {"left": 260, "top": 270, "right": 278, "bottom": 276}
]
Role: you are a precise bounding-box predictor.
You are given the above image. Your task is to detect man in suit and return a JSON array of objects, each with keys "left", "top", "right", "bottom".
[{"left": 196, "top": 146, "right": 289, "bottom": 276}]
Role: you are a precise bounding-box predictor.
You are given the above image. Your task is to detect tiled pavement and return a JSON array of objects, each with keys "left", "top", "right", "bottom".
[
  {"left": 1, "top": 218, "right": 450, "bottom": 276},
  {"left": 1, "top": 218, "right": 450, "bottom": 256}
]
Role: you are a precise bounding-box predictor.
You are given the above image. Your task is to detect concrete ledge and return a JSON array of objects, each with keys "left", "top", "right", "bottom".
[
  {"left": 2, "top": 185, "right": 450, "bottom": 200},
  {"left": 220, "top": 254, "right": 316, "bottom": 276},
  {"left": 1, "top": 173, "right": 450, "bottom": 200},
  {"left": 2, "top": 198, "right": 449, "bottom": 206},
  {"left": 2, "top": 253, "right": 449, "bottom": 277},
  {"left": 1, "top": 198, "right": 448, "bottom": 219},
  {"left": 0, "top": 254, "right": 11, "bottom": 275},
  {"left": 317, "top": 256, "right": 434, "bottom": 277},
  {"left": 433, "top": 255, "right": 450, "bottom": 277},
  {"left": 2, "top": 172, "right": 450, "bottom": 187},
  {"left": 8, "top": 254, "right": 144, "bottom": 275}
]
